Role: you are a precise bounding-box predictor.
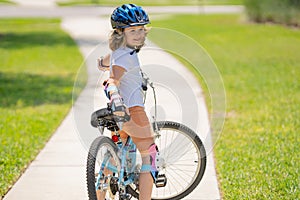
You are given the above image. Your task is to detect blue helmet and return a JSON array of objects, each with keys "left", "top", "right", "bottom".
[{"left": 111, "top": 4, "right": 150, "bottom": 29}]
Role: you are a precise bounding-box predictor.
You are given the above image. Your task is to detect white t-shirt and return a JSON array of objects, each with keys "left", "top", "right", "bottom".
[{"left": 111, "top": 47, "right": 144, "bottom": 108}]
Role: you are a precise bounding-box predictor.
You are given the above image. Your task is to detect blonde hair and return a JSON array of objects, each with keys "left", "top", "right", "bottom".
[
  {"left": 109, "top": 29, "right": 126, "bottom": 51},
  {"left": 109, "top": 27, "right": 150, "bottom": 51}
]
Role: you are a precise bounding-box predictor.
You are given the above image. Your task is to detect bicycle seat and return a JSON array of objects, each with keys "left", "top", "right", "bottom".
[
  {"left": 91, "top": 108, "right": 113, "bottom": 128},
  {"left": 91, "top": 106, "right": 131, "bottom": 129}
]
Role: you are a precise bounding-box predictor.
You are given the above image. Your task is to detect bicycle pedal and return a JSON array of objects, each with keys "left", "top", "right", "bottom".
[{"left": 155, "top": 174, "right": 167, "bottom": 188}]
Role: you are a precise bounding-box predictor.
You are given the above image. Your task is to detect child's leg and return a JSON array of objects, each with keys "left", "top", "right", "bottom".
[
  {"left": 122, "top": 106, "right": 158, "bottom": 200},
  {"left": 131, "top": 137, "right": 159, "bottom": 200},
  {"left": 139, "top": 172, "right": 154, "bottom": 200}
]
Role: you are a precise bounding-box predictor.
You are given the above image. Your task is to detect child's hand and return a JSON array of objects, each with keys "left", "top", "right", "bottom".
[
  {"left": 110, "top": 92, "right": 126, "bottom": 117},
  {"left": 97, "top": 58, "right": 110, "bottom": 71}
]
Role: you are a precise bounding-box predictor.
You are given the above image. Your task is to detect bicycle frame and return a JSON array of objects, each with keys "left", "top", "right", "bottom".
[{"left": 95, "top": 132, "right": 138, "bottom": 195}]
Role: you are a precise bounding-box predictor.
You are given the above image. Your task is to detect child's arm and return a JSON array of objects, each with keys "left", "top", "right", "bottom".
[
  {"left": 105, "top": 65, "right": 127, "bottom": 117},
  {"left": 97, "top": 54, "right": 110, "bottom": 71}
]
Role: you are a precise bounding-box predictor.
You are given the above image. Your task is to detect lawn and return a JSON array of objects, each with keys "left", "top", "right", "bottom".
[
  {"left": 150, "top": 14, "right": 300, "bottom": 199},
  {"left": 0, "top": 0, "right": 14, "bottom": 4},
  {"left": 57, "top": 0, "right": 243, "bottom": 6},
  {"left": 0, "top": 18, "right": 84, "bottom": 197}
]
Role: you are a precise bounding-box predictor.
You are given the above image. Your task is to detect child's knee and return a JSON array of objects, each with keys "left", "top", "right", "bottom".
[
  {"left": 140, "top": 143, "right": 159, "bottom": 181},
  {"left": 131, "top": 136, "right": 154, "bottom": 152}
]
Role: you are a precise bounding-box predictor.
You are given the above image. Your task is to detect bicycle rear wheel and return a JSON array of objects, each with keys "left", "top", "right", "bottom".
[
  {"left": 128, "top": 121, "right": 206, "bottom": 200},
  {"left": 86, "top": 136, "right": 121, "bottom": 200}
]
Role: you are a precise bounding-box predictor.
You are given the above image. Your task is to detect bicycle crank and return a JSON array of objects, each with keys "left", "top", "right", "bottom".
[{"left": 109, "top": 176, "right": 119, "bottom": 196}]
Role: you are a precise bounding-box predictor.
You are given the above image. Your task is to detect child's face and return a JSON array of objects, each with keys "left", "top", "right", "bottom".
[{"left": 124, "top": 25, "right": 146, "bottom": 47}]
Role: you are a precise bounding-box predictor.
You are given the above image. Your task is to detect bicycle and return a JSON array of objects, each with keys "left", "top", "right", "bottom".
[{"left": 86, "top": 73, "right": 207, "bottom": 200}]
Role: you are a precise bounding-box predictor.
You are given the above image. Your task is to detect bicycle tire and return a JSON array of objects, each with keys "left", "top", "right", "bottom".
[
  {"left": 86, "top": 136, "right": 120, "bottom": 200},
  {"left": 127, "top": 121, "right": 207, "bottom": 200}
]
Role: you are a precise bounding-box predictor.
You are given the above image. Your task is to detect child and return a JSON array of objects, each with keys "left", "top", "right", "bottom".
[{"left": 98, "top": 4, "right": 159, "bottom": 200}]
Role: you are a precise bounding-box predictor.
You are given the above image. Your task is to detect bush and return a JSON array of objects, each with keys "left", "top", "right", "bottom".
[{"left": 245, "top": 0, "right": 300, "bottom": 26}]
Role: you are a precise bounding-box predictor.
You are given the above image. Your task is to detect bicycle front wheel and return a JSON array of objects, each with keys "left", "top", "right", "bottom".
[{"left": 128, "top": 121, "right": 206, "bottom": 200}]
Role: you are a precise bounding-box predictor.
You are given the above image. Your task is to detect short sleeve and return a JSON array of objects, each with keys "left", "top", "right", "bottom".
[{"left": 111, "top": 48, "right": 139, "bottom": 72}]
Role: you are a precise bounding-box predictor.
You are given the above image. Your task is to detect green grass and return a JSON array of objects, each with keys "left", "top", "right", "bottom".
[
  {"left": 150, "top": 14, "right": 300, "bottom": 199},
  {"left": 0, "top": 18, "right": 84, "bottom": 197},
  {"left": 57, "top": 0, "right": 243, "bottom": 6},
  {"left": 0, "top": 0, "right": 14, "bottom": 4}
]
